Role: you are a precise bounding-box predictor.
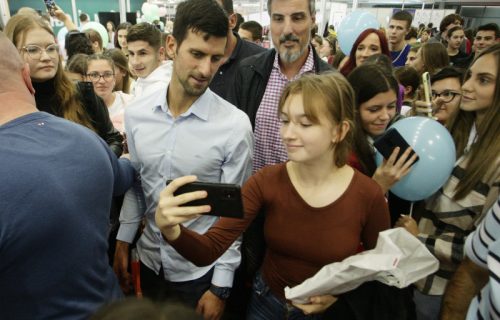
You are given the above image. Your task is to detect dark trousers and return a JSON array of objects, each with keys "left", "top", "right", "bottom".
[
  {"left": 247, "top": 272, "right": 323, "bottom": 320},
  {"left": 140, "top": 261, "right": 213, "bottom": 308}
]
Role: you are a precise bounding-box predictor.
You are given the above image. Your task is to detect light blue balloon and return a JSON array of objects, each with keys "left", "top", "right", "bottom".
[
  {"left": 375, "top": 117, "right": 456, "bottom": 202},
  {"left": 338, "top": 11, "right": 379, "bottom": 55}
]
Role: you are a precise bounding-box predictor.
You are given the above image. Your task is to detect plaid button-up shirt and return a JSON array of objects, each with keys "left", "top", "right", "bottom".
[{"left": 253, "top": 47, "right": 315, "bottom": 173}]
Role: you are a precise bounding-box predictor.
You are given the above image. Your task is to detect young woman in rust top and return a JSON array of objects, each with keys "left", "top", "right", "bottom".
[{"left": 155, "top": 73, "right": 390, "bottom": 319}]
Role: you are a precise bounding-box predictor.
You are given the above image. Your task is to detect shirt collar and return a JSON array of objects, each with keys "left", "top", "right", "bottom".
[
  {"left": 151, "top": 85, "right": 168, "bottom": 112},
  {"left": 155, "top": 85, "right": 212, "bottom": 121},
  {"left": 272, "top": 45, "right": 315, "bottom": 79}
]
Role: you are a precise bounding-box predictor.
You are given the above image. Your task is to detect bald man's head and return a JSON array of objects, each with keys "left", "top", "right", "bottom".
[
  {"left": 0, "top": 31, "right": 36, "bottom": 124},
  {"left": 0, "top": 31, "right": 28, "bottom": 92}
]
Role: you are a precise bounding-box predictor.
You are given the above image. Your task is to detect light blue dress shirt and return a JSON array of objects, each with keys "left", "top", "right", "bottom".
[{"left": 117, "top": 85, "right": 253, "bottom": 287}]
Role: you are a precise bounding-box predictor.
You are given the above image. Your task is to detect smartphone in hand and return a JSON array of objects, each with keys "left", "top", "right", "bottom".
[
  {"left": 166, "top": 180, "right": 244, "bottom": 219},
  {"left": 43, "top": 0, "right": 57, "bottom": 16},
  {"left": 422, "top": 71, "right": 434, "bottom": 117},
  {"left": 374, "top": 128, "right": 419, "bottom": 164}
]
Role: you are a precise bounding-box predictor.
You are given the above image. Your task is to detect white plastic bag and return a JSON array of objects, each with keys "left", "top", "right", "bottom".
[{"left": 285, "top": 228, "right": 439, "bottom": 303}]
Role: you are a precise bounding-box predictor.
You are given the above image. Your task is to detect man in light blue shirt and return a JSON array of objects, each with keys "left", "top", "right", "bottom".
[{"left": 114, "top": 0, "right": 253, "bottom": 318}]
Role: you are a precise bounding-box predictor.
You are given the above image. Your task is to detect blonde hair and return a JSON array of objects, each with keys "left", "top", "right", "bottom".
[
  {"left": 278, "top": 72, "right": 355, "bottom": 167},
  {"left": 447, "top": 44, "right": 500, "bottom": 200},
  {"left": 5, "top": 14, "right": 94, "bottom": 130}
]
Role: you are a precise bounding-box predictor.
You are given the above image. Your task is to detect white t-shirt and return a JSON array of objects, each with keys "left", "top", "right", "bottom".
[{"left": 108, "top": 91, "right": 133, "bottom": 133}]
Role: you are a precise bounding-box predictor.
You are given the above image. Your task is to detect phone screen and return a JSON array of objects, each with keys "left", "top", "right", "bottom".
[{"left": 374, "top": 128, "right": 419, "bottom": 164}]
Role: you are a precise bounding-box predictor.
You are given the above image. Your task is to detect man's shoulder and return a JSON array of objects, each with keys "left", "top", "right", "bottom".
[
  {"left": 6, "top": 112, "right": 92, "bottom": 136},
  {"left": 427, "top": 36, "right": 441, "bottom": 44},
  {"left": 2, "top": 112, "right": 107, "bottom": 156},
  {"left": 208, "top": 90, "right": 250, "bottom": 123},
  {"left": 238, "top": 48, "right": 274, "bottom": 68},
  {"left": 237, "top": 38, "right": 267, "bottom": 59},
  {"left": 316, "top": 55, "right": 333, "bottom": 72}
]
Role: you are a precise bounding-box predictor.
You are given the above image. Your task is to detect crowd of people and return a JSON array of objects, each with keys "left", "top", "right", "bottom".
[{"left": 0, "top": 0, "right": 499, "bottom": 320}]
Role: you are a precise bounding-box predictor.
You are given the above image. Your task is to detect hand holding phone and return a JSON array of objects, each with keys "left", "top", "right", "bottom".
[
  {"left": 422, "top": 72, "right": 433, "bottom": 117},
  {"left": 43, "top": 0, "right": 57, "bottom": 17},
  {"left": 374, "top": 128, "right": 419, "bottom": 164},
  {"left": 372, "top": 129, "right": 419, "bottom": 193},
  {"left": 166, "top": 179, "right": 244, "bottom": 219}
]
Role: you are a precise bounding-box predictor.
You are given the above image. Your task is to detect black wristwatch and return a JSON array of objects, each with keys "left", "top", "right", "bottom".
[{"left": 209, "top": 284, "right": 231, "bottom": 300}]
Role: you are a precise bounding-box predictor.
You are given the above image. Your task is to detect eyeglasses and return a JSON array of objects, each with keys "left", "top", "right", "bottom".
[
  {"left": 87, "top": 72, "right": 115, "bottom": 82},
  {"left": 22, "top": 44, "right": 59, "bottom": 60},
  {"left": 431, "top": 90, "right": 461, "bottom": 103}
]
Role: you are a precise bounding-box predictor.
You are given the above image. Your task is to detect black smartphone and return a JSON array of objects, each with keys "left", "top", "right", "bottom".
[
  {"left": 43, "top": 0, "right": 57, "bottom": 16},
  {"left": 374, "top": 128, "right": 419, "bottom": 164},
  {"left": 166, "top": 180, "right": 244, "bottom": 219}
]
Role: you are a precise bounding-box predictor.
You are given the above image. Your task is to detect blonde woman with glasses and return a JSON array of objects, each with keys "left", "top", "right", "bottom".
[{"left": 5, "top": 14, "right": 123, "bottom": 156}]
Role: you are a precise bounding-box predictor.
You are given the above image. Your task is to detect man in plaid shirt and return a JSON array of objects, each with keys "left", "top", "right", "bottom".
[{"left": 227, "top": 0, "right": 332, "bottom": 174}]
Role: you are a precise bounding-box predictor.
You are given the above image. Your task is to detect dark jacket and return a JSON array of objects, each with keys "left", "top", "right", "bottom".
[
  {"left": 34, "top": 80, "right": 123, "bottom": 157},
  {"left": 76, "top": 82, "right": 123, "bottom": 157},
  {"left": 209, "top": 32, "right": 266, "bottom": 101},
  {"left": 226, "top": 47, "right": 333, "bottom": 128}
]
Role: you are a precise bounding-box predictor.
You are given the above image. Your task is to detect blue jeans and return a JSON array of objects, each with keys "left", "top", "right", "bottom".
[
  {"left": 414, "top": 289, "right": 442, "bottom": 320},
  {"left": 247, "top": 272, "right": 324, "bottom": 320}
]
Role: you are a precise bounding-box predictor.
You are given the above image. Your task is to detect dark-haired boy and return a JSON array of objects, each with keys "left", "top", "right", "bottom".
[
  {"left": 474, "top": 23, "right": 499, "bottom": 54},
  {"left": 208, "top": 0, "right": 265, "bottom": 101},
  {"left": 238, "top": 20, "right": 264, "bottom": 45},
  {"left": 127, "top": 22, "right": 172, "bottom": 97},
  {"left": 388, "top": 10, "right": 413, "bottom": 67}
]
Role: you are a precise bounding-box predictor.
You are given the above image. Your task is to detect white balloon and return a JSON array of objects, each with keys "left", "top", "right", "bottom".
[{"left": 81, "top": 22, "right": 109, "bottom": 47}]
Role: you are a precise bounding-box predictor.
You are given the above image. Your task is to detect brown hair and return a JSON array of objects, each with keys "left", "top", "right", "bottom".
[
  {"left": 447, "top": 44, "right": 500, "bottom": 200},
  {"left": 84, "top": 28, "right": 103, "bottom": 52},
  {"left": 127, "top": 22, "right": 161, "bottom": 50},
  {"left": 66, "top": 53, "right": 89, "bottom": 76},
  {"left": 447, "top": 25, "right": 464, "bottom": 40},
  {"left": 104, "top": 48, "right": 133, "bottom": 93},
  {"left": 419, "top": 42, "right": 449, "bottom": 76},
  {"left": 439, "top": 14, "right": 463, "bottom": 35},
  {"left": 5, "top": 14, "right": 94, "bottom": 130},
  {"left": 347, "top": 64, "right": 399, "bottom": 175},
  {"left": 278, "top": 72, "right": 355, "bottom": 167}
]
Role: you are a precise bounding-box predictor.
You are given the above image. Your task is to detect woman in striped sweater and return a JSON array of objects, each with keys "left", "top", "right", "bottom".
[{"left": 397, "top": 44, "right": 500, "bottom": 320}]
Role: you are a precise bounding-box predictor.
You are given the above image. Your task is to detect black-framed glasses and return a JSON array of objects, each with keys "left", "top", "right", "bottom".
[
  {"left": 22, "top": 44, "right": 59, "bottom": 60},
  {"left": 87, "top": 72, "right": 115, "bottom": 82},
  {"left": 431, "top": 90, "right": 461, "bottom": 103}
]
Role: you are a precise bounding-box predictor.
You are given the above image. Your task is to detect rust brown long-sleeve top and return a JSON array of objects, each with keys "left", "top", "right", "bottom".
[{"left": 169, "top": 163, "right": 390, "bottom": 300}]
